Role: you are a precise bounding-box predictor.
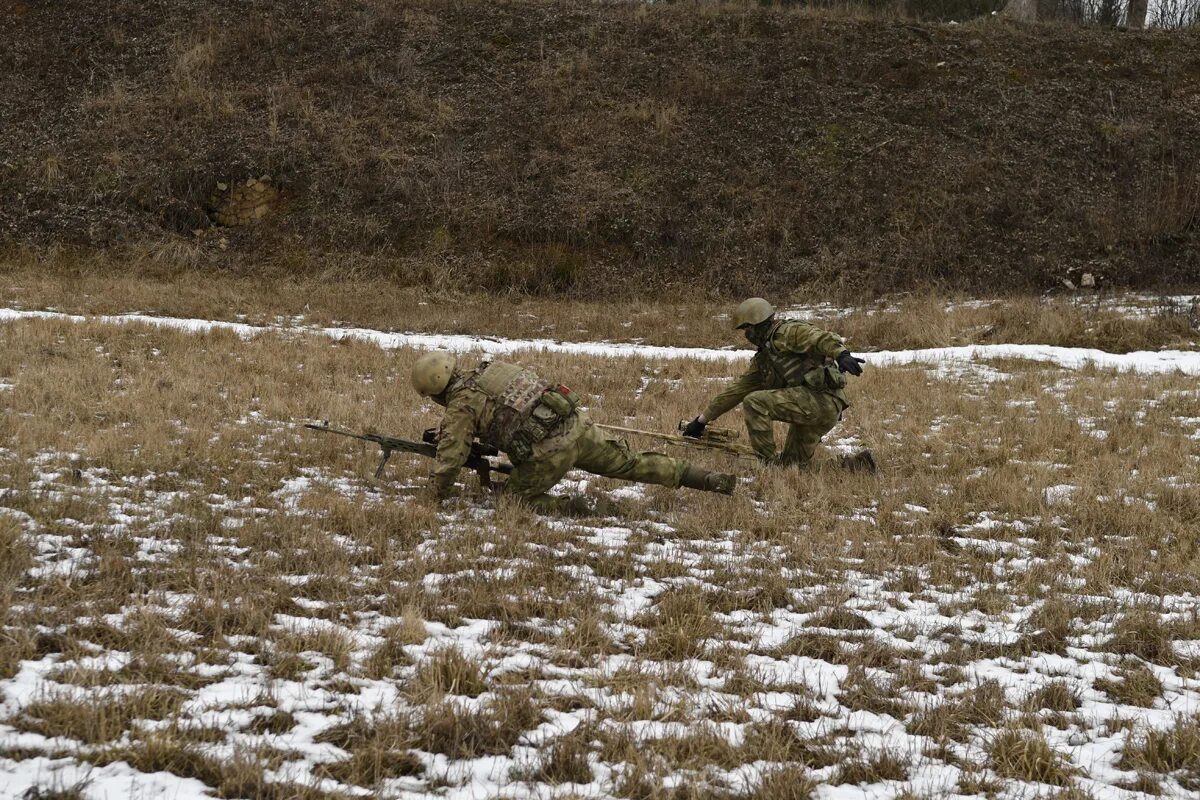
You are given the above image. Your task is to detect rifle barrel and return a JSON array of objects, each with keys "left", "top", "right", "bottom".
[{"left": 304, "top": 422, "right": 514, "bottom": 477}]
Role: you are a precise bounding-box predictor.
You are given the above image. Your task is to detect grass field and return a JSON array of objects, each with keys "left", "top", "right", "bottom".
[
  {"left": 0, "top": 266, "right": 1198, "bottom": 353},
  {"left": 1, "top": 312, "right": 1199, "bottom": 798}
]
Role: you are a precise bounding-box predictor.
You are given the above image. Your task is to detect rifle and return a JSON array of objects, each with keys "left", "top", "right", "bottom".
[
  {"left": 303, "top": 423, "right": 514, "bottom": 488},
  {"left": 593, "top": 421, "right": 758, "bottom": 460}
]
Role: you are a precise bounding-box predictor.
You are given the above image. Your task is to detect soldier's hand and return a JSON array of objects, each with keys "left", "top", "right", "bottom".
[
  {"left": 682, "top": 417, "right": 707, "bottom": 438},
  {"left": 836, "top": 351, "right": 866, "bottom": 376}
]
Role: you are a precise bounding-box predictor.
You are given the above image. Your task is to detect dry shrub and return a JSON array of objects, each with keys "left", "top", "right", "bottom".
[
  {"left": 635, "top": 586, "right": 723, "bottom": 661},
  {"left": 1024, "top": 681, "right": 1082, "bottom": 713},
  {"left": 317, "top": 745, "right": 423, "bottom": 787},
  {"left": 832, "top": 750, "right": 909, "bottom": 785},
  {"left": 987, "top": 727, "right": 1078, "bottom": 787},
  {"left": 313, "top": 713, "right": 422, "bottom": 786},
  {"left": 1118, "top": 716, "right": 1200, "bottom": 787},
  {"left": 839, "top": 667, "right": 912, "bottom": 718},
  {"left": 768, "top": 632, "right": 847, "bottom": 662},
  {"left": 0, "top": 628, "right": 37, "bottom": 681},
  {"left": 528, "top": 726, "right": 594, "bottom": 785},
  {"left": 705, "top": 575, "right": 796, "bottom": 615},
  {"left": 754, "top": 767, "right": 818, "bottom": 800},
  {"left": 1094, "top": 663, "right": 1164, "bottom": 708},
  {"left": 20, "top": 687, "right": 185, "bottom": 744},
  {"left": 363, "top": 618, "right": 423, "bottom": 680},
  {"left": 636, "top": 728, "right": 745, "bottom": 772},
  {"left": 956, "top": 768, "right": 1003, "bottom": 796},
  {"left": 908, "top": 680, "right": 1007, "bottom": 742},
  {"left": 95, "top": 730, "right": 225, "bottom": 787},
  {"left": 846, "top": 639, "right": 910, "bottom": 670},
  {"left": 740, "top": 720, "right": 842, "bottom": 769},
  {"left": 246, "top": 710, "right": 297, "bottom": 736},
  {"left": 1015, "top": 596, "right": 1076, "bottom": 655},
  {"left": 555, "top": 606, "right": 618, "bottom": 661},
  {"left": 404, "top": 646, "right": 488, "bottom": 700},
  {"left": 412, "top": 688, "right": 543, "bottom": 759},
  {"left": 1107, "top": 609, "right": 1179, "bottom": 665},
  {"left": 18, "top": 780, "right": 91, "bottom": 800},
  {"left": 211, "top": 752, "right": 353, "bottom": 800},
  {"left": 288, "top": 625, "right": 355, "bottom": 661},
  {"left": 0, "top": 515, "right": 32, "bottom": 595},
  {"left": 179, "top": 591, "right": 282, "bottom": 643},
  {"left": 1116, "top": 773, "right": 1162, "bottom": 794},
  {"left": 806, "top": 607, "right": 874, "bottom": 631}
]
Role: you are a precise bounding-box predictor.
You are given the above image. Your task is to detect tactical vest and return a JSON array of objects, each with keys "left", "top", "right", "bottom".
[
  {"left": 753, "top": 320, "right": 848, "bottom": 397},
  {"left": 467, "top": 361, "right": 578, "bottom": 462},
  {"left": 754, "top": 320, "right": 818, "bottom": 386}
]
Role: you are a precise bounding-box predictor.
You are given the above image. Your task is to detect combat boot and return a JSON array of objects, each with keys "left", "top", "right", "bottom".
[
  {"left": 681, "top": 465, "right": 736, "bottom": 495},
  {"left": 840, "top": 449, "right": 877, "bottom": 473}
]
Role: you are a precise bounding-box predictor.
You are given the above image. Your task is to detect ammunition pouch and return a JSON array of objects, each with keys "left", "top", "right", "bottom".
[
  {"left": 505, "top": 385, "right": 581, "bottom": 463},
  {"left": 802, "top": 364, "right": 846, "bottom": 393}
]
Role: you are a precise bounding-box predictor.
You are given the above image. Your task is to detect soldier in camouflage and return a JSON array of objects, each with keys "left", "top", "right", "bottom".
[
  {"left": 411, "top": 352, "right": 736, "bottom": 515},
  {"left": 683, "top": 298, "right": 875, "bottom": 471}
]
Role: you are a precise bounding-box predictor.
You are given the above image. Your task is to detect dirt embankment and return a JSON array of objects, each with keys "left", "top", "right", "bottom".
[{"left": 2, "top": 0, "right": 1199, "bottom": 296}]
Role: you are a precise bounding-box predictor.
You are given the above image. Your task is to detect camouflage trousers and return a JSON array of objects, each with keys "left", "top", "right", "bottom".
[
  {"left": 741, "top": 386, "right": 843, "bottom": 466},
  {"left": 504, "top": 422, "right": 687, "bottom": 514}
]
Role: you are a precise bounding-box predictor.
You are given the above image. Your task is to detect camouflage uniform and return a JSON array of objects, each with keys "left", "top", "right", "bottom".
[
  {"left": 702, "top": 319, "right": 849, "bottom": 466},
  {"left": 431, "top": 360, "right": 691, "bottom": 514}
]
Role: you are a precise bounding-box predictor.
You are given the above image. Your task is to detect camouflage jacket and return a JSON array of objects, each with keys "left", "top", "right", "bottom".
[
  {"left": 702, "top": 320, "right": 848, "bottom": 422},
  {"left": 430, "top": 360, "right": 584, "bottom": 497}
]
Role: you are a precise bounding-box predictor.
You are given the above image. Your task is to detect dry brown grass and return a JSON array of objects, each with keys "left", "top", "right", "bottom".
[
  {"left": 1095, "top": 663, "right": 1165, "bottom": 708},
  {"left": 987, "top": 727, "right": 1079, "bottom": 787},
  {"left": 0, "top": 313, "right": 1198, "bottom": 796},
  {"left": 635, "top": 586, "right": 725, "bottom": 661},
  {"left": 18, "top": 687, "right": 185, "bottom": 744},
  {"left": 412, "top": 688, "right": 543, "bottom": 759},
  {"left": 312, "top": 715, "right": 424, "bottom": 787},
  {"left": 404, "top": 646, "right": 488, "bottom": 700},
  {"left": 0, "top": 264, "right": 1196, "bottom": 353},
  {"left": 525, "top": 724, "right": 594, "bottom": 785},
  {"left": 1107, "top": 609, "right": 1182, "bottom": 665},
  {"left": 1118, "top": 716, "right": 1200, "bottom": 790},
  {"left": 1024, "top": 682, "right": 1082, "bottom": 713}
]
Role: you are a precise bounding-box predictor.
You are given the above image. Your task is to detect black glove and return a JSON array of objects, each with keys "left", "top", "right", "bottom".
[
  {"left": 836, "top": 351, "right": 866, "bottom": 376},
  {"left": 682, "top": 417, "right": 707, "bottom": 438}
]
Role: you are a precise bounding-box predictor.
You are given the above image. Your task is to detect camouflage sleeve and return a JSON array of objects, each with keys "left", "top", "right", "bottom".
[
  {"left": 429, "top": 392, "right": 480, "bottom": 498},
  {"left": 702, "top": 366, "right": 763, "bottom": 422},
  {"left": 778, "top": 321, "right": 846, "bottom": 360}
]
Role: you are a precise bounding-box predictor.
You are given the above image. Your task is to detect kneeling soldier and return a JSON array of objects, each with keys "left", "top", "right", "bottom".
[
  {"left": 411, "top": 352, "right": 736, "bottom": 515},
  {"left": 682, "top": 298, "right": 875, "bottom": 471}
]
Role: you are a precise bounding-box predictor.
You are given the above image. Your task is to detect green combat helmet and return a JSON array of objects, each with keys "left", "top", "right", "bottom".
[
  {"left": 733, "top": 297, "right": 774, "bottom": 329},
  {"left": 411, "top": 351, "right": 457, "bottom": 397}
]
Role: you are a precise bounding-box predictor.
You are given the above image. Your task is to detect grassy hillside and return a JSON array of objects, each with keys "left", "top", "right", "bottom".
[{"left": 2, "top": 0, "right": 1199, "bottom": 296}]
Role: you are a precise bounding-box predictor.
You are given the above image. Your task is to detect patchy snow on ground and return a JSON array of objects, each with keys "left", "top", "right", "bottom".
[
  {"left": 3, "top": 453, "right": 1199, "bottom": 799},
  {"left": 1, "top": 307, "right": 1199, "bottom": 378},
  {"left": 1, "top": 312, "right": 1199, "bottom": 799}
]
